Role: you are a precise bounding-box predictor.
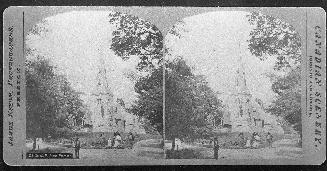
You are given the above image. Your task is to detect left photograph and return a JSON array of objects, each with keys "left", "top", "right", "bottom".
[{"left": 25, "top": 11, "right": 164, "bottom": 160}]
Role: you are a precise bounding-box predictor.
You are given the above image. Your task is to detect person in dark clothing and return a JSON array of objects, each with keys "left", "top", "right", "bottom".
[
  {"left": 127, "top": 132, "right": 135, "bottom": 149},
  {"left": 111, "top": 132, "right": 117, "bottom": 148},
  {"left": 213, "top": 137, "right": 219, "bottom": 159},
  {"left": 266, "top": 132, "right": 273, "bottom": 148},
  {"left": 74, "top": 137, "right": 81, "bottom": 159},
  {"left": 99, "top": 133, "right": 106, "bottom": 146},
  {"left": 237, "top": 132, "right": 246, "bottom": 147}
]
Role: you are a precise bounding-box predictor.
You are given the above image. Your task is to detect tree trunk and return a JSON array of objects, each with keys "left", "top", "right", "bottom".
[
  {"left": 32, "top": 137, "right": 37, "bottom": 150},
  {"left": 171, "top": 138, "right": 176, "bottom": 151},
  {"left": 160, "top": 139, "right": 164, "bottom": 149}
]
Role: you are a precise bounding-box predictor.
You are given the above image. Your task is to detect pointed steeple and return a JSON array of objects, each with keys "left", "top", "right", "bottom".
[
  {"left": 95, "top": 52, "right": 114, "bottom": 98},
  {"left": 223, "top": 41, "right": 284, "bottom": 134},
  {"left": 235, "top": 41, "right": 251, "bottom": 97},
  {"left": 92, "top": 49, "right": 114, "bottom": 125}
]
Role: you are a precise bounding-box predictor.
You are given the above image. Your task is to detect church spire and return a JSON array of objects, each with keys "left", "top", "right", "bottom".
[
  {"left": 95, "top": 49, "right": 113, "bottom": 98},
  {"left": 235, "top": 41, "right": 251, "bottom": 97}
]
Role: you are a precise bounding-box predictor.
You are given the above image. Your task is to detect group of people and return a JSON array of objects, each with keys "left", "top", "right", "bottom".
[
  {"left": 212, "top": 132, "right": 273, "bottom": 159},
  {"left": 109, "top": 132, "right": 123, "bottom": 148},
  {"left": 109, "top": 131, "right": 135, "bottom": 149},
  {"left": 72, "top": 131, "right": 136, "bottom": 159},
  {"left": 236, "top": 132, "right": 273, "bottom": 148},
  {"left": 95, "top": 131, "right": 135, "bottom": 149}
]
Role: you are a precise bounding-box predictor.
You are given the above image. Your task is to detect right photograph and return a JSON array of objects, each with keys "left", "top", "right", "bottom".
[{"left": 163, "top": 11, "right": 303, "bottom": 160}]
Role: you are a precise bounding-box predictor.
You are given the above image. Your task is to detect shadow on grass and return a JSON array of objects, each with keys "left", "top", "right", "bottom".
[
  {"left": 166, "top": 149, "right": 206, "bottom": 159},
  {"left": 138, "top": 140, "right": 162, "bottom": 149},
  {"left": 136, "top": 150, "right": 164, "bottom": 159}
]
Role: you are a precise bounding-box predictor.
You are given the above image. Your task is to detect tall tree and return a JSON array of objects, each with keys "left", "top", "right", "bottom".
[
  {"left": 109, "top": 13, "right": 224, "bottom": 145},
  {"left": 247, "top": 12, "right": 302, "bottom": 137},
  {"left": 267, "top": 67, "right": 301, "bottom": 134},
  {"left": 26, "top": 58, "right": 56, "bottom": 149},
  {"left": 109, "top": 12, "right": 164, "bottom": 134},
  {"left": 128, "top": 66, "right": 163, "bottom": 135},
  {"left": 165, "top": 58, "right": 223, "bottom": 149},
  {"left": 26, "top": 57, "right": 86, "bottom": 149}
]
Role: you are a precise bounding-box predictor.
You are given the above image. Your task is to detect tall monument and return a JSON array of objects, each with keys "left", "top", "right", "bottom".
[
  {"left": 90, "top": 52, "right": 145, "bottom": 134},
  {"left": 222, "top": 43, "right": 284, "bottom": 134}
]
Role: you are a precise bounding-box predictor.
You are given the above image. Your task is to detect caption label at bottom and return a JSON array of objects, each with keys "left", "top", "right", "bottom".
[{"left": 26, "top": 153, "right": 74, "bottom": 159}]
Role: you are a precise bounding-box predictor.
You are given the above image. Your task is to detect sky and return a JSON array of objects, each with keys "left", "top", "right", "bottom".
[
  {"left": 26, "top": 11, "right": 141, "bottom": 108},
  {"left": 165, "top": 11, "right": 285, "bottom": 106}
]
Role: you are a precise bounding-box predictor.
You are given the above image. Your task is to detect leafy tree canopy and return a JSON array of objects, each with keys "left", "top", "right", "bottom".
[
  {"left": 247, "top": 12, "right": 302, "bottom": 70},
  {"left": 128, "top": 65, "right": 163, "bottom": 135},
  {"left": 247, "top": 12, "right": 302, "bottom": 135},
  {"left": 267, "top": 67, "right": 301, "bottom": 133},
  {"left": 109, "top": 12, "right": 165, "bottom": 135},
  {"left": 165, "top": 57, "right": 224, "bottom": 140},
  {"left": 109, "top": 12, "right": 163, "bottom": 72},
  {"left": 26, "top": 57, "right": 86, "bottom": 141}
]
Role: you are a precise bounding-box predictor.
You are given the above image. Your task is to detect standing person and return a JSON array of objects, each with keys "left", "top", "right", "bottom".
[
  {"left": 111, "top": 132, "right": 116, "bottom": 148},
  {"left": 245, "top": 136, "right": 251, "bottom": 148},
  {"left": 213, "top": 137, "right": 219, "bottom": 160},
  {"left": 127, "top": 132, "right": 135, "bottom": 149},
  {"left": 108, "top": 138, "right": 112, "bottom": 148},
  {"left": 250, "top": 132, "right": 256, "bottom": 148},
  {"left": 266, "top": 132, "right": 273, "bottom": 148},
  {"left": 74, "top": 137, "right": 81, "bottom": 159},
  {"left": 237, "top": 133, "right": 246, "bottom": 147},
  {"left": 100, "top": 133, "right": 106, "bottom": 146}
]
